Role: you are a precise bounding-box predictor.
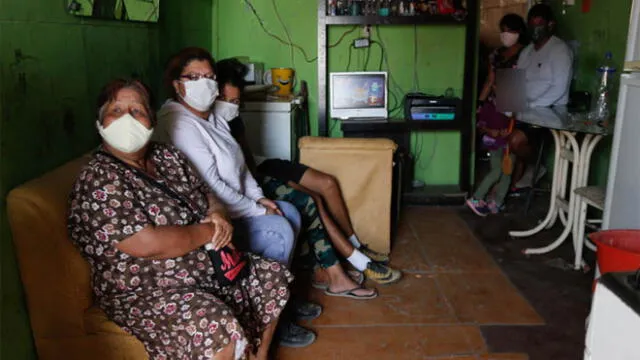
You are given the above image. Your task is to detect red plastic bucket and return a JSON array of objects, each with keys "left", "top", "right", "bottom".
[{"left": 590, "top": 230, "right": 640, "bottom": 290}]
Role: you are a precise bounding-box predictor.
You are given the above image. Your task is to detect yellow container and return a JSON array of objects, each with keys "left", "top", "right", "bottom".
[{"left": 269, "top": 68, "right": 295, "bottom": 96}]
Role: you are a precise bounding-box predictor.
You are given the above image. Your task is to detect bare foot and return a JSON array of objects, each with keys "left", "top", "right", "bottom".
[
  {"left": 327, "top": 278, "right": 376, "bottom": 297},
  {"left": 314, "top": 266, "right": 375, "bottom": 297},
  {"left": 321, "top": 267, "right": 376, "bottom": 297},
  {"left": 313, "top": 267, "right": 330, "bottom": 285}
]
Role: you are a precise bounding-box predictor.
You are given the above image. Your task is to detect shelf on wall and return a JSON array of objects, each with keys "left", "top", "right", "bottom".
[
  {"left": 320, "top": 14, "right": 465, "bottom": 25},
  {"left": 316, "top": 0, "right": 478, "bottom": 193}
]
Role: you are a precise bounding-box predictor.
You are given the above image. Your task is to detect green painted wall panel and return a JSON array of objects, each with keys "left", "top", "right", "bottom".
[
  {"left": 0, "top": 1, "right": 211, "bottom": 358},
  {"left": 214, "top": 0, "right": 467, "bottom": 185}
]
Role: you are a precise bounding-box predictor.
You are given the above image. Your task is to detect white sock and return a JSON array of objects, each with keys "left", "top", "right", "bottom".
[
  {"left": 347, "top": 249, "right": 371, "bottom": 271},
  {"left": 348, "top": 234, "right": 362, "bottom": 248}
]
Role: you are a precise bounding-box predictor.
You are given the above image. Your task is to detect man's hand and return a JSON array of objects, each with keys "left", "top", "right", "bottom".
[
  {"left": 200, "top": 211, "right": 233, "bottom": 250},
  {"left": 258, "top": 198, "right": 283, "bottom": 216}
]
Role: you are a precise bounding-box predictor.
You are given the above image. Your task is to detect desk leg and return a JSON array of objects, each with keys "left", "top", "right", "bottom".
[
  {"left": 548, "top": 134, "right": 565, "bottom": 228},
  {"left": 509, "top": 129, "right": 563, "bottom": 237},
  {"left": 523, "top": 131, "right": 580, "bottom": 255},
  {"left": 572, "top": 134, "right": 603, "bottom": 270},
  {"left": 546, "top": 132, "right": 567, "bottom": 230}
]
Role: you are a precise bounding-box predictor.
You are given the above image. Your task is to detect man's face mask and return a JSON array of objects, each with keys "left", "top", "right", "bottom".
[{"left": 528, "top": 20, "right": 551, "bottom": 42}]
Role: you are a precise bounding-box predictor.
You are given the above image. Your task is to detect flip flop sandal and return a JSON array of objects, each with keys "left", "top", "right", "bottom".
[
  {"left": 324, "top": 286, "right": 378, "bottom": 300},
  {"left": 311, "top": 270, "right": 364, "bottom": 290}
]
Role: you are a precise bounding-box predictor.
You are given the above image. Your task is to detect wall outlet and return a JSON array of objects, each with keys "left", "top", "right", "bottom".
[{"left": 354, "top": 38, "right": 370, "bottom": 48}]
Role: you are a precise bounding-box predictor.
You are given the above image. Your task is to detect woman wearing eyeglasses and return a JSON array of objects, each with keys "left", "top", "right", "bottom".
[{"left": 154, "top": 47, "right": 318, "bottom": 348}]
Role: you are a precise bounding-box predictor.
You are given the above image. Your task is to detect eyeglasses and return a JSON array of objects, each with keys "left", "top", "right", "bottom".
[{"left": 179, "top": 73, "right": 216, "bottom": 81}]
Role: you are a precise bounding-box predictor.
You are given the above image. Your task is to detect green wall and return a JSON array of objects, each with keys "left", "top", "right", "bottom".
[
  {"left": 213, "top": 0, "right": 468, "bottom": 185},
  {"left": 0, "top": 1, "right": 212, "bottom": 358},
  {"left": 552, "top": 0, "right": 633, "bottom": 186}
]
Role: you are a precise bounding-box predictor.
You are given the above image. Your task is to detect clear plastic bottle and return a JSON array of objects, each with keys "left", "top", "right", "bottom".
[
  {"left": 589, "top": 51, "right": 617, "bottom": 122},
  {"left": 398, "top": 0, "right": 406, "bottom": 15},
  {"left": 408, "top": 0, "right": 416, "bottom": 16}
]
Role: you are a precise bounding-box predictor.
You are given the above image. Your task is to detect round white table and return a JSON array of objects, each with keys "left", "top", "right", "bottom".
[{"left": 508, "top": 106, "right": 609, "bottom": 270}]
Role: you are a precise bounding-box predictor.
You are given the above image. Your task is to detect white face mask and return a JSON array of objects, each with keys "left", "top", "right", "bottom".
[
  {"left": 180, "top": 78, "right": 219, "bottom": 112},
  {"left": 214, "top": 100, "right": 240, "bottom": 122},
  {"left": 500, "top": 32, "right": 519, "bottom": 48},
  {"left": 97, "top": 113, "right": 154, "bottom": 153}
]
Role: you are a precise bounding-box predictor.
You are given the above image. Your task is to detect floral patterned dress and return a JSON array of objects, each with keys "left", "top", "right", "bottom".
[{"left": 67, "top": 143, "right": 293, "bottom": 360}]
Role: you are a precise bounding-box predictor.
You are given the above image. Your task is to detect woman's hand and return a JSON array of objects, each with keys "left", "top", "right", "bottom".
[
  {"left": 258, "top": 198, "right": 283, "bottom": 216},
  {"left": 200, "top": 211, "right": 233, "bottom": 250}
]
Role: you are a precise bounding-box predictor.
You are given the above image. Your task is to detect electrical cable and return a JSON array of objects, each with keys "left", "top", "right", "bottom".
[
  {"left": 417, "top": 133, "right": 439, "bottom": 171},
  {"left": 346, "top": 44, "right": 354, "bottom": 71},
  {"left": 244, "top": 0, "right": 315, "bottom": 62},
  {"left": 271, "top": 0, "right": 295, "bottom": 68},
  {"left": 412, "top": 132, "right": 422, "bottom": 164},
  {"left": 244, "top": 0, "right": 356, "bottom": 63},
  {"left": 375, "top": 26, "right": 406, "bottom": 106},
  {"left": 370, "top": 40, "right": 384, "bottom": 71},
  {"left": 364, "top": 39, "right": 397, "bottom": 114},
  {"left": 413, "top": 24, "right": 420, "bottom": 92},
  {"left": 329, "top": 26, "right": 358, "bottom": 48},
  {"left": 364, "top": 44, "right": 371, "bottom": 71},
  {"left": 375, "top": 25, "right": 438, "bottom": 170}
]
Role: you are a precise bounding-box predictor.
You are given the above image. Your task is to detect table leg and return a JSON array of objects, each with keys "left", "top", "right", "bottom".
[
  {"left": 510, "top": 129, "right": 563, "bottom": 237},
  {"left": 546, "top": 132, "right": 568, "bottom": 230},
  {"left": 523, "top": 131, "right": 581, "bottom": 255},
  {"left": 558, "top": 134, "right": 572, "bottom": 227}
]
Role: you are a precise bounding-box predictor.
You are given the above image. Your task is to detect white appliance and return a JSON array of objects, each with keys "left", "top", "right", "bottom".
[
  {"left": 601, "top": 73, "right": 640, "bottom": 230},
  {"left": 240, "top": 99, "right": 300, "bottom": 162},
  {"left": 603, "top": 0, "right": 640, "bottom": 231},
  {"left": 585, "top": 272, "right": 640, "bottom": 360},
  {"left": 586, "top": 2, "right": 640, "bottom": 358},
  {"left": 244, "top": 62, "right": 264, "bottom": 85}
]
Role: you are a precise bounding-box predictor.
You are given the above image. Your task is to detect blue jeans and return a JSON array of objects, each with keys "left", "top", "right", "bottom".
[{"left": 233, "top": 201, "right": 301, "bottom": 266}]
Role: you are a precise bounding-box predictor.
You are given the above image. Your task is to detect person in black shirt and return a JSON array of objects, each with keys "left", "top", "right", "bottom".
[{"left": 216, "top": 58, "right": 402, "bottom": 285}]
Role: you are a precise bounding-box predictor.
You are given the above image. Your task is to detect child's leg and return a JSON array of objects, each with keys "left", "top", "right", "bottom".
[
  {"left": 494, "top": 153, "right": 516, "bottom": 206},
  {"left": 473, "top": 149, "right": 504, "bottom": 200}
]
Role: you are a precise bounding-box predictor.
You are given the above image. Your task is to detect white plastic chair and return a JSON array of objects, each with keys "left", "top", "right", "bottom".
[{"left": 573, "top": 186, "right": 605, "bottom": 270}]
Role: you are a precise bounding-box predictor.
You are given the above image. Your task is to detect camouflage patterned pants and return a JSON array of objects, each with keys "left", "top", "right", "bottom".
[{"left": 260, "top": 176, "right": 340, "bottom": 269}]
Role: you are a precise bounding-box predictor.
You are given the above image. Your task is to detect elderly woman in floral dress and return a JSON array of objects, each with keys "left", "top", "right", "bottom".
[{"left": 67, "top": 78, "right": 291, "bottom": 360}]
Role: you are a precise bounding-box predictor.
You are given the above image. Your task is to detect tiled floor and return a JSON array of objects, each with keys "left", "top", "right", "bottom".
[{"left": 277, "top": 207, "right": 542, "bottom": 359}]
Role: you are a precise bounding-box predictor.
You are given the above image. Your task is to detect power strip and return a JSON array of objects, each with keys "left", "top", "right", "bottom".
[{"left": 354, "top": 38, "right": 370, "bottom": 48}]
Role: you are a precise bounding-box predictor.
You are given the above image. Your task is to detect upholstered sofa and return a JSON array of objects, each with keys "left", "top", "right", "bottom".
[{"left": 6, "top": 136, "right": 396, "bottom": 359}]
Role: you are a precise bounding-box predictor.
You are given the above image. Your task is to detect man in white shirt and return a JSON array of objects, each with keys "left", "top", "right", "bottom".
[
  {"left": 510, "top": 3, "right": 573, "bottom": 188},
  {"left": 517, "top": 5, "right": 573, "bottom": 107}
]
